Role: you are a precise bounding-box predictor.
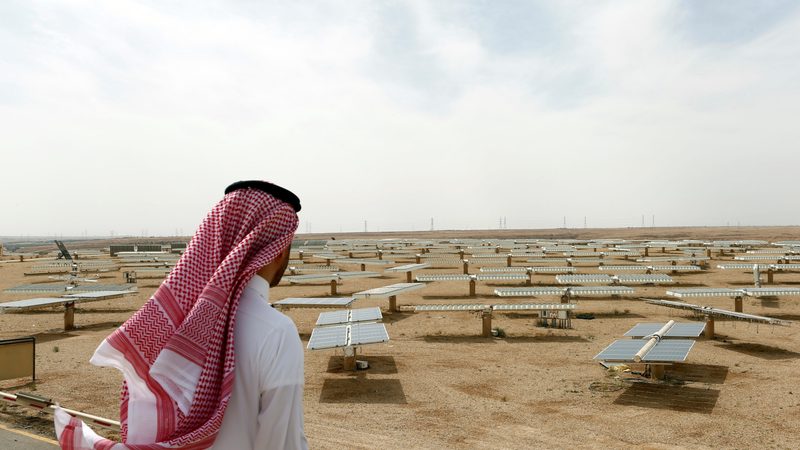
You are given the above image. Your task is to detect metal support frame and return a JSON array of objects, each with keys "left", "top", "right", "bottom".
[
  {"left": 389, "top": 295, "right": 398, "bottom": 312},
  {"left": 734, "top": 295, "right": 743, "bottom": 313},
  {"left": 649, "top": 364, "right": 666, "bottom": 380},
  {"left": 469, "top": 278, "right": 476, "bottom": 297}
]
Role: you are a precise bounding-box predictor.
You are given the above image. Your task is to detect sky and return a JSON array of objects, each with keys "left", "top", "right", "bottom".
[{"left": 2, "top": 0, "right": 800, "bottom": 237}]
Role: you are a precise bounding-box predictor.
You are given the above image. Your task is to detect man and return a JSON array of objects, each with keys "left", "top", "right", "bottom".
[{"left": 56, "top": 180, "right": 308, "bottom": 449}]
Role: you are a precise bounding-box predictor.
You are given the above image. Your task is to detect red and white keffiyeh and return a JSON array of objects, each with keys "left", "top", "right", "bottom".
[{"left": 55, "top": 187, "right": 299, "bottom": 449}]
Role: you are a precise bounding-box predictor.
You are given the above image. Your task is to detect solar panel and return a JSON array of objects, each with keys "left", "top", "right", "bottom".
[
  {"left": 353, "top": 283, "right": 425, "bottom": 298},
  {"left": 480, "top": 267, "right": 527, "bottom": 273},
  {"left": 315, "top": 307, "right": 383, "bottom": 326},
  {"left": 649, "top": 265, "right": 703, "bottom": 272},
  {"left": 350, "top": 307, "right": 383, "bottom": 323},
  {"left": 349, "top": 323, "right": 390, "bottom": 346},
  {"left": 594, "top": 339, "right": 694, "bottom": 362},
  {"left": 284, "top": 273, "right": 337, "bottom": 283},
  {"left": 624, "top": 323, "right": 705, "bottom": 338},
  {"left": 556, "top": 274, "right": 612, "bottom": 284},
  {"left": 273, "top": 297, "right": 355, "bottom": 308},
  {"left": 384, "top": 263, "right": 431, "bottom": 272},
  {"left": 643, "top": 340, "right": 695, "bottom": 362},
  {"left": 742, "top": 287, "right": 800, "bottom": 297},
  {"left": 529, "top": 266, "right": 576, "bottom": 273},
  {"left": 666, "top": 288, "right": 740, "bottom": 298},
  {"left": 416, "top": 274, "right": 472, "bottom": 282},
  {"left": 568, "top": 286, "right": 635, "bottom": 295},
  {"left": 0, "top": 297, "right": 76, "bottom": 310},
  {"left": 307, "top": 326, "right": 349, "bottom": 350},
  {"left": 3, "top": 284, "right": 134, "bottom": 294},
  {"left": 336, "top": 271, "right": 381, "bottom": 279},
  {"left": 314, "top": 309, "right": 350, "bottom": 326},
  {"left": 643, "top": 298, "right": 790, "bottom": 325},
  {"left": 637, "top": 257, "right": 709, "bottom": 262},
  {"left": 63, "top": 291, "right": 133, "bottom": 299},
  {"left": 334, "top": 258, "right": 395, "bottom": 265},
  {"left": 598, "top": 265, "right": 648, "bottom": 272},
  {"left": 735, "top": 255, "right": 782, "bottom": 261},
  {"left": 290, "top": 265, "right": 339, "bottom": 272},
  {"left": 475, "top": 273, "right": 528, "bottom": 281},
  {"left": 492, "top": 303, "right": 576, "bottom": 311},
  {"left": 414, "top": 304, "right": 489, "bottom": 312},
  {"left": 615, "top": 274, "right": 674, "bottom": 284},
  {"left": 594, "top": 340, "right": 644, "bottom": 361},
  {"left": 494, "top": 287, "right": 564, "bottom": 297}
]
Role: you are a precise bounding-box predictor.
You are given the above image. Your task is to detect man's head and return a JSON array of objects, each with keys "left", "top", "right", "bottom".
[{"left": 223, "top": 180, "right": 301, "bottom": 288}]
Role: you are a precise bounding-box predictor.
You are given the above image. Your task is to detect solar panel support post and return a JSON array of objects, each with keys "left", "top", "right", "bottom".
[
  {"left": 330, "top": 280, "right": 338, "bottom": 296},
  {"left": 506, "top": 255, "right": 512, "bottom": 267},
  {"left": 767, "top": 268, "right": 774, "bottom": 284},
  {"left": 298, "top": 250, "right": 303, "bottom": 261},
  {"left": 706, "top": 249, "right": 712, "bottom": 258},
  {"left": 650, "top": 364, "right": 665, "bottom": 380},
  {"left": 469, "top": 279, "right": 476, "bottom": 297},
  {"left": 378, "top": 250, "right": 383, "bottom": 260},
  {"left": 389, "top": 295, "right": 398, "bottom": 312},
  {"left": 526, "top": 268, "right": 533, "bottom": 286},
  {"left": 734, "top": 296, "right": 743, "bottom": 313},
  {"left": 416, "top": 254, "right": 421, "bottom": 264},
  {"left": 406, "top": 272, "right": 413, "bottom": 283},
  {"left": 463, "top": 260, "right": 469, "bottom": 275},
  {"left": 360, "top": 264, "right": 366, "bottom": 272},
  {"left": 704, "top": 316, "right": 715, "bottom": 339},
  {"left": 64, "top": 302, "right": 75, "bottom": 331},
  {"left": 481, "top": 310, "right": 493, "bottom": 337},
  {"left": 644, "top": 247, "right": 649, "bottom": 257},
  {"left": 343, "top": 346, "right": 356, "bottom": 371}
]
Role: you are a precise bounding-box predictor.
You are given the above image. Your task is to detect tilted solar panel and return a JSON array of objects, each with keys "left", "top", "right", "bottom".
[
  {"left": 492, "top": 303, "right": 576, "bottom": 311},
  {"left": 273, "top": 297, "right": 355, "bottom": 308},
  {"left": 624, "top": 322, "right": 705, "bottom": 338},
  {"left": 307, "top": 326, "right": 349, "bottom": 350},
  {"left": 414, "top": 304, "right": 488, "bottom": 312},
  {"left": 353, "top": 283, "right": 425, "bottom": 298},
  {"left": 494, "top": 287, "right": 565, "bottom": 297},
  {"left": 349, "top": 323, "right": 389, "bottom": 346}
]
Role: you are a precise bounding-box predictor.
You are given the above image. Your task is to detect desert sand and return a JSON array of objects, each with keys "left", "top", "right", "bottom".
[{"left": 1, "top": 227, "right": 799, "bottom": 449}]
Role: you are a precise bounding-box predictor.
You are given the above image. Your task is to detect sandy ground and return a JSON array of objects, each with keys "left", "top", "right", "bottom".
[{"left": 1, "top": 227, "right": 799, "bottom": 449}]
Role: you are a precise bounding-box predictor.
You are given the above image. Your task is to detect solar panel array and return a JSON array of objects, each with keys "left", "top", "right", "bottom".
[
  {"left": 384, "top": 263, "right": 431, "bottom": 272},
  {"left": 644, "top": 298, "right": 790, "bottom": 325},
  {"left": 666, "top": 288, "right": 741, "bottom": 298},
  {"left": 416, "top": 274, "right": 472, "bottom": 282},
  {"left": 415, "top": 304, "right": 488, "bottom": 312},
  {"left": 594, "top": 339, "right": 695, "bottom": 362},
  {"left": 315, "top": 307, "right": 383, "bottom": 326},
  {"left": 353, "top": 282, "right": 426, "bottom": 298},
  {"left": 615, "top": 274, "right": 674, "bottom": 284},
  {"left": 556, "top": 274, "right": 613, "bottom": 284},
  {"left": 624, "top": 323, "right": 705, "bottom": 338},
  {"left": 273, "top": 297, "right": 355, "bottom": 308}
]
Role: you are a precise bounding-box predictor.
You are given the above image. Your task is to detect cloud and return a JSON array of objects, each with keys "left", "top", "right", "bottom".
[{"left": 1, "top": 0, "right": 799, "bottom": 235}]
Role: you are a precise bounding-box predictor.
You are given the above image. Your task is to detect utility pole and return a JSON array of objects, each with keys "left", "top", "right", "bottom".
[
  {"left": 584, "top": 216, "right": 587, "bottom": 228},
  {"left": 364, "top": 220, "right": 367, "bottom": 233},
  {"left": 563, "top": 216, "right": 567, "bottom": 229},
  {"left": 430, "top": 217, "right": 434, "bottom": 231}
]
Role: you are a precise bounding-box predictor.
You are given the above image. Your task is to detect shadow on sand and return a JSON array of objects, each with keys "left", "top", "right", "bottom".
[
  {"left": 319, "top": 377, "right": 407, "bottom": 404},
  {"left": 613, "top": 383, "right": 720, "bottom": 414}
]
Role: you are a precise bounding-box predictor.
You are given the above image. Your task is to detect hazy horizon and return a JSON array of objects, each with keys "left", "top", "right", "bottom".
[{"left": 3, "top": 1, "right": 799, "bottom": 235}]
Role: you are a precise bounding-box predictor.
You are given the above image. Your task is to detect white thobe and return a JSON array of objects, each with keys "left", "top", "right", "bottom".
[{"left": 210, "top": 275, "right": 308, "bottom": 450}]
